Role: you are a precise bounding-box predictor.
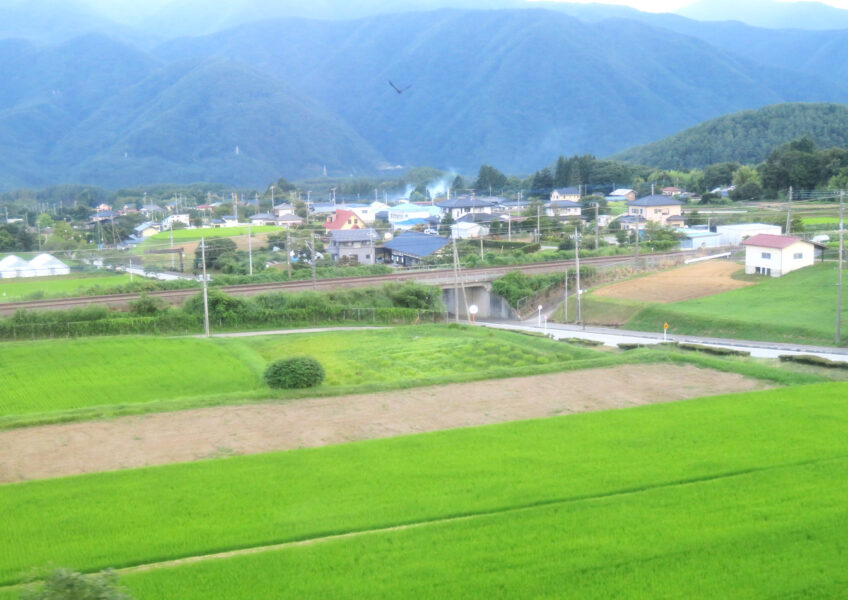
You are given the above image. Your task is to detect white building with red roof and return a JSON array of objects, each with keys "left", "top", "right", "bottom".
[{"left": 741, "top": 234, "right": 822, "bottom": 277}]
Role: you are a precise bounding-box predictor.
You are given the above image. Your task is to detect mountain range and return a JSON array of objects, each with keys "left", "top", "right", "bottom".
[{"left": 3, "top": 3, "right": 848, "bottom": 189}]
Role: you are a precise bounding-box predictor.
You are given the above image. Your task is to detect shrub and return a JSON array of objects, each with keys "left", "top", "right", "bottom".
[
  {"left": 264, "top": 356, "right": 326, "bottom": 389},
  {"left": 778, "top": 354, "right": 848, "bottom": 369},
  {"left": 21, "top": 569, "right": 133, "bottom": 600},
  {"left": 678, "top": 343, "right": 750, "bottom": 357}
]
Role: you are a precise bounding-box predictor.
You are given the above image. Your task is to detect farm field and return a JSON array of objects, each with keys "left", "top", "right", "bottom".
[
  {"left": 0, "top": 382, "right": 846, "bottom": 596},
  {"left": 0, "top": 363, "right": 772, "bottom": 482},
  {"left": 592, "top": 260, "right": 753, "bottom": 303},
  {"left": 0, "top": 326, "right": 614, "bottom": 428},
  {"left": 146, "top": 226, "right": 281, "bottom": 242},
  {"left": 0, "top": 272, "right": 132, "bottom": 302},
  {"left": 625, "top": 262, "right": 848, "bottom": 345},
  {"left": 569, "top": 261, "right": 848, "bottom": 344}
]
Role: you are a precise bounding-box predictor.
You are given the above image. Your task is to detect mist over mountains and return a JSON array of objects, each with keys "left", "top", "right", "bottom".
[{"left": 3, "top": 1, "right": 848, "bottom": 189}]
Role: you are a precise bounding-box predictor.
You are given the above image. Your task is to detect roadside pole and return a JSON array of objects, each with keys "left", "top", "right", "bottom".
[
  {"left": 286, "top": 229, "right": 292, "bottom": 279},
  {"left": 564, "top": 268, "right": 568, "bottom": 323},
  {"left": 310, "top": 232, "right": 317, "bottom": 290},
  {"left": 247, "top": 222, "right": 253, "bottom": 276},
  {"left": 838, "top": 191, "right": 844, "bottom": 345},
  {"left": 594, "top": 202, "right": 599, "bottom": 250},
  {"left": 201, "top": 237, "right": 210, "bottom": 338},
  {"left": 575, "top": 226, "right": 582, "bottom": 328}
]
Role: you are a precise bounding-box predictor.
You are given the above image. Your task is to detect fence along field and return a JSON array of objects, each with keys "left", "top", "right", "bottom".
[
  {"left": 0, "top": 326, "right": 605, "bottom": 427},
  {"left": 0, "top": 382, "right": 846, "bottom": 595}
]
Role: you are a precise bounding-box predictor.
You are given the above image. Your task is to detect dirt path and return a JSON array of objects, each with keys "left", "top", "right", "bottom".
[
  {"left": 593, "top": 260, "right": 754, "bottom": 303},
  {"left": 0, "top": 364, "right": 772, "bottom": 483}
]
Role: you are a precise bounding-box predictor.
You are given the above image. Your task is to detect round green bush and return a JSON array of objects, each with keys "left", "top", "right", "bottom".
[{"left": 264, "top": 356, "right": 325, "bottom": 389}]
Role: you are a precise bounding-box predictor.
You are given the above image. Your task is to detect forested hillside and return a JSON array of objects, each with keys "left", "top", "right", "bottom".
[{"left": 612, "top": 104, "right": 848, "bottom": 169}]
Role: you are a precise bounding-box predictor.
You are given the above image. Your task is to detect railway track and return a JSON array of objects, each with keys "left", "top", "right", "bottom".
[{"left": 0, "top": 250, "right": 696, "bottom": 316}]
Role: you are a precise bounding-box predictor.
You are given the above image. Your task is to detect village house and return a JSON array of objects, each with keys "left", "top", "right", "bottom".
[
  {"left": 661, "top": 187, "right": 682, "bottom": 197},
  {"left": 351, "top": 201, "right": 389, "bottom": 224},
  {"left": 627, "top": 195, "right": 683, "bottom": 226},
  {"left": 550, "top": 187, "right": 580, "bottom": 202},
  {"left": 607, "top": 188, "right": 636, "bottom": 203},
  {"left": 324, "top": 209, "right": 366, "bottom": 232},
  {"left": 545, "top": 200, "right": 582, "bottom": 219},
  {"left": 379, "top": 231, "right": 451, "bottom": 267},
  {"left": 328, "top": 229, "right": 378, "bottom": 264},
  {"left": 741, "top": 234, "right": 823, "bottom": 277},
  {"left": 436, "top": 196, "right": 496, "bottom": 221}
]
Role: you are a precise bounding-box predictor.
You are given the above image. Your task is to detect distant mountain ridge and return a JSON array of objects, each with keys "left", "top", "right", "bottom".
[
  {"left": 611, "top": 103, "right": 848, "bottom": 168},
  {"left": 3, "top": 7, "right": 848, "bottom": 188}
]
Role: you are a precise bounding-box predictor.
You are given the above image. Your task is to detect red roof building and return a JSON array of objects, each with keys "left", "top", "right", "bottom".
[{"left": 324, "top": 209, "right": 365, "bottom": 231}]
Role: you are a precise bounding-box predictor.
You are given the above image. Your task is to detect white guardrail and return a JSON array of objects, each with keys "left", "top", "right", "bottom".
[{"left": 685, "top": 252, "right": 732, "bottom": 264}]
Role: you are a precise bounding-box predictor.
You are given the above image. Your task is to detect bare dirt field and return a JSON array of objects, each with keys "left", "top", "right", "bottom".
[
  {"left": 593, "top": 260, "right": 754, "bottom": 303},
  {"left": 0, "top": 364, "right": 771, "bottom": 483}
]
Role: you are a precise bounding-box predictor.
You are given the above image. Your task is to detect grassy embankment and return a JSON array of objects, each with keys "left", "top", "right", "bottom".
[
  {"left": 0, "top": 325, "right": 816, "bottom": 429},
  {"left": 0, "top": 273, "right": 133, "bottom": 302},
  {"left": 569, "top": 263, "right": 847, "bottom": 345},
  {"left": 0, "top": 383, "right": 846, "bottom": 597}
]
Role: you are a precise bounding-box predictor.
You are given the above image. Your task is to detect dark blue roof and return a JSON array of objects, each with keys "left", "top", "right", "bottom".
[
  {"left": 553, "top": 187, "right": 580, "bottom": 195},
  {"left": 437, "top": 196, "right": 496, "bottom": 209},
  {"left": 382, "top": 231, "right": 450, "bottom": 257}
]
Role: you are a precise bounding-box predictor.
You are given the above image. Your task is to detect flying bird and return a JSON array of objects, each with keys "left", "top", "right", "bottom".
[{"left": 388, "top": 80, "right": 411, "bottom": 94}]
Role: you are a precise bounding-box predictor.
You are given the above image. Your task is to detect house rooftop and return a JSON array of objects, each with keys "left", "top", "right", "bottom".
[
  {"left": 629, "top": 195, "right": 684, "bottom": 207},
  {"left": 330, "top": 228, "right": 378, "bottom": 242},
  {"left": 437, "top": 196, "right": 497, "bottom": 209},
  {"left": 382, "top": 231, "right": 450, "bottom": 257},
  {"left": 741, "top": 234, "right": 805, "bottom": 249}
]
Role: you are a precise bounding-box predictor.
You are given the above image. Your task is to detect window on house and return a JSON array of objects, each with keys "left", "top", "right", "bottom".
[
  {"left": 762, "top": 252, "right": 771, "bottom": 259},
  {"left": 794, "top": 253, "right": 803, "bottom": 259}
]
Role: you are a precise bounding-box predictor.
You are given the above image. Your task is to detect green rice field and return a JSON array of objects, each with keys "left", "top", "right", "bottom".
[
  {"left": 1, "top": 382, "right": 846, "bottom": 597},
  {"left": 146, "top": 226, "right": 280, "bottom": 242},
  {"left": 801, "top": 216, "right": 840, "bottom": 225},
  {"left": 0, "top": 326, "right": 612, "bottom": 427},
  {"left": 591, "top": 263, "right": 848, "bottom": 345},
  {"left": 0, "top": 272, "right": 132, "bottom": 302}
]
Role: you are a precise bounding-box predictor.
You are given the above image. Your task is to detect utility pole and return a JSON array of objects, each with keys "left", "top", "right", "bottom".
[
  {"left": 247, "top": 222, "right": 253, "bottom": 276},
  {"left": 286, "top": 229, "right": 292, "bottom": 279},
  {"left": 537, "top": 204, "right": 541, "bottom": 241},
  {"left": 838, "top": 190, "right": 844, "bottom": 345},
  {"left": 507, "top": 215, "right": 512, "bottom": 242},
  {"left": 129, "top": 257, "right": 133, "bottom": 282},
  {"left": 564, "top": 267, "right": 568, "bottom": 323},
  {"left": 170, "top": 219, "right": 175, "bottom": 270},
  {"left": 480, "top": 235, "right": 484, "bottom": 261},
  {"left": 786, "top": 186, "right": 793, "bottom": 234},
  {"left": 634, "top": 221, "right": 640, "bottom": 262},
  {"left": 310, "top": 232, "right": 317, "bottom": 289},
  {"left": 200, "top": 237, "right": 210, "bottom": 338},
  {"left": 270, "top": 185, "right": 275, "bottom": 211},
  {"left": 594, "top": 202, "right": 599, "bottom": 250},
  {"left": 575, "top": 226, "right": 582, "bottom": 327},
  {"left": 452, "top": 237, "right": 461, "bottom": 322}
]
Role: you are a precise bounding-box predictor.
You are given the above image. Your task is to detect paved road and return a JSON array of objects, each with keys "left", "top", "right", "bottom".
[{"left": 480, "top": 319, "right": 848, "bottom": 362}]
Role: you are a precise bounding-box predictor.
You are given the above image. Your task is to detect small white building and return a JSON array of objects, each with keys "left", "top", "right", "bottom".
[
  {"left": 716, "top": 223, "right": 781, "bottom": 246},
  {"left": 351, "top": 201, "right": 389, "bottom": 224},
  {"left": 450, "top": 221, "right": 489, "bottom": 239},
  {"left": 28, "top": 253, "right": 71, "bottom": 276},
  {"left": 741, "top": 234, "right": 820, "bottom": 277},
  {"left": 163, "top": 214, "right": 190, "bottom": 228},
  {"left": 677, "top": 229, "right": 723, "bottom": 250}
]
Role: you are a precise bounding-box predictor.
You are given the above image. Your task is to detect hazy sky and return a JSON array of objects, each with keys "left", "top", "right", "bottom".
[
  {"left": 81, "top": 0, "right": 848, "bottom": 22},
  {"left": 538, "top": 0, "right": 848, "bottom": 12}
]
